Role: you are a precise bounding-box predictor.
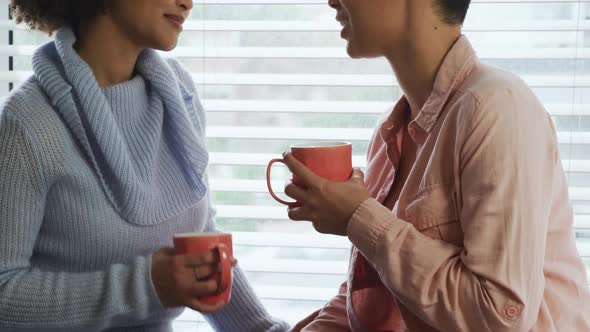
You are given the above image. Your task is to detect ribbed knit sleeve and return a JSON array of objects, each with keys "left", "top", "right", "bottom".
[{"left": 0, "top": 112, "right": 165, "bottom": 330}]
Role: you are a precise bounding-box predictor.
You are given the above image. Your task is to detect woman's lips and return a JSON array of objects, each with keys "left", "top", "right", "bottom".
[
  {"left": 164, "top": 14, "right": 185, "bottom": 31},
  {"left": 338, "top": 19, "right": 350, "bottom": 39}
]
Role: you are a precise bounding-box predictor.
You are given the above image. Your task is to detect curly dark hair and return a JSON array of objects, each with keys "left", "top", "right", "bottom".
[
  {"left": 9, "top": 0, "right": 110, "bottom": 34},
  {"left": 435, "top": 0, "right": 471, "bottom": 25}
]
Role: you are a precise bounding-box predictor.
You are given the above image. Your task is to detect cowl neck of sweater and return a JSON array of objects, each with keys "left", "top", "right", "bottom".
[{"left": 32, "top": 27, "right": 209, "bottom": 226}]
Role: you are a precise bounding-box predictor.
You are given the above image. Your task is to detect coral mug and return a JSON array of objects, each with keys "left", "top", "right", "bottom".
[
  {"left": 173, "top": 232, "right": 233, "bottom": 305},
  {"left": 266, "top": 142, "right": 353, "bottom": 207}
]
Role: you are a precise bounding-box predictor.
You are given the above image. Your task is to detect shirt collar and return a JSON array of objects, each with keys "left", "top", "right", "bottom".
[
  {"left": 414, "top": 35, "right": 477, "bottom": 133},
  {"left": 381, "top": 35, "right": 478, "bottom": 144}
]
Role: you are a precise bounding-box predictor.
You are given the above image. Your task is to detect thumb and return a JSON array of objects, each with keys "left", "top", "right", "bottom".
[{"left": 350, "top": 168, "right": 365, "bottom": 184}]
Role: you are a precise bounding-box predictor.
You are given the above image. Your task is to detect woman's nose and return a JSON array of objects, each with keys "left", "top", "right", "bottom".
[
  {"left": 328, "top": 0, "right": 341, "bottom": 10},
  {"left": 177, "top": 0, "right": 193, "bottom": 11}
]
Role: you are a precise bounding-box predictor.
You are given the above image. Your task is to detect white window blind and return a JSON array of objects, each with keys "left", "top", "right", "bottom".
[{"left": 0, "top": 1, "right": 589, "bottom": 331}]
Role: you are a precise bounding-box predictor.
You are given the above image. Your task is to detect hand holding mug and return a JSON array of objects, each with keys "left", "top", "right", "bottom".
[
  {"left": 266, "top": 142, "right": 370, "bottom": 236},
  {"left": 282, "top": 152, "right": 370, "bottom": 236},
  {"left": 151, "top": 233, "right": 235, "bottom": 312}
]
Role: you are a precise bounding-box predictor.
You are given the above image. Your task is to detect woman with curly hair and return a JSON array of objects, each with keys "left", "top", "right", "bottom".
[{"left": 0, "top": 1, "right": 289, "bottom": 331}]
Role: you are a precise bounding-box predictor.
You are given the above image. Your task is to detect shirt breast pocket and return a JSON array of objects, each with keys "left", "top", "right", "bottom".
[{"left": 404, "top": 183, "right": 464, "bottom": 246}]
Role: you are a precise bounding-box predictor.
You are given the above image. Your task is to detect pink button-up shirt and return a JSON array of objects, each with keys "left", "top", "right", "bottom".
[{"left": 301, "top": 36, "right": 590, "bottom": 332}]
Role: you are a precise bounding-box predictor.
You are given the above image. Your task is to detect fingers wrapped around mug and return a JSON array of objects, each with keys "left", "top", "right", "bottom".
[
  {"left": 174, "top": 252, "right": 221, "bottom": 296},
  {"left": 151, "top": 248, "right": 226, "bottom": 313},
  {"left": 153, "top": 233, "right": 235, "bottom": 313},
  {"left": 284, "top": 181, "right": 310, "bottom": 207}
]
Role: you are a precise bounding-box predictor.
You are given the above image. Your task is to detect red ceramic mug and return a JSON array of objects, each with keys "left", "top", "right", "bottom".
[
  {"left": 173, "top": 232, "right": 233, "bottom": 305},
  {"left": 266, "top": 142, "right": 353, "bottom": 207}
]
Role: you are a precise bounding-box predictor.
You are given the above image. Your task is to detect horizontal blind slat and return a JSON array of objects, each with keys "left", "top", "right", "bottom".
[
  {"left": 5, "top": 19, "right": 590, "bottom": 32},
  {"left": 216, "top": 205, "right": 590, "bottom": 232},
  {"left": 202, "top": 99, "right": 590, "bottom": 116},
  {"left": 211, "top": 179, "right": 590, "bottom": 202},
  {"left": 3, "top": 96, "right": 590, "bottom": 117},
  {"left": 206, "top": 126, "right": 590, "bottom": 144},
  {"left": 2, "top": 45, "right": 590, "bottom": 60},
  {"left": 240, "top": 258, "right": 347, "bottom": 274},
  {"left": 4, "top": 72, "right": 590, "bottom": 88},
  {"left": 210, "top": 153, "right": 590, "bottom": 173},
  {"left": 232, "top": 231, "right": 350, "bottom": 249}
]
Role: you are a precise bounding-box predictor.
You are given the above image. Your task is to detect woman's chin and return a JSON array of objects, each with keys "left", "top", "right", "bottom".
[
  {"left": 346, "top": 42, "right": 382, "bottom": 59},
  {"left": 346, "top": 43, "right": 360, "bottom": 58},
  {"left": 152, "top": 37, "right": 179, "bottom": 52},
  {"left": 346, "top": 43, "right": 367, "bottom": 59}
]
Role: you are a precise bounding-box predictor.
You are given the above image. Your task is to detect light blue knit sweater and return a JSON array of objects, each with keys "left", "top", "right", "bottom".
[{"left": 0, "top": 28, "right": 289, "bottom": 332}]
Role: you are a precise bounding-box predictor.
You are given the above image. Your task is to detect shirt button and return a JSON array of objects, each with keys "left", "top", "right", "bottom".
[
  {"left": 408, "top": 127, "right": 417, "bottom": 138},
  {"left": 505, "top": 306, "right": 519, "bottom": 319}
]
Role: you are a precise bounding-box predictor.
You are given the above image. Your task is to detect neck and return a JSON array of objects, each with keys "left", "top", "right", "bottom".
[
  {"left": 76, "top": 16, "right": 141, "bottom": 87},
  {"left": 385, "top": 22, "right": 461, "bottom": 119}
]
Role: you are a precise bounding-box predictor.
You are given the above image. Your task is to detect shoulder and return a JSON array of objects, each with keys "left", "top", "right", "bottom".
[
  {"left": 452, "top": 63, "right": 550, "bottom": 138},
  {"left": 1, "top": 77, "right": 56, "bottom": 130},
  {"left": 0, "top": 78, "right": 55, "bottom": 184},
  {"left": 461, "top": 64, "right": 545, "bottom": 122},
  {"left": 1, "top": 76, "right": 75, "bottom": 162},
  {"left": 448, "top": 64, "right": 558, "bottom": 166}
]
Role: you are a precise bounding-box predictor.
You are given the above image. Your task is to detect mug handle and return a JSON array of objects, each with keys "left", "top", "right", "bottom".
[
  {"left": 214, "top": 244, "right": 232, "bottom": 292},
  {"left": 266, "top": 158, "right": 300, "bottom": 207}
]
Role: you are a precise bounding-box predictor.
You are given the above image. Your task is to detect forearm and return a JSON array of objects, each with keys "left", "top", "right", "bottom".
[
  {"left": 0, "top": 256, "right": 165, "bottom": 329},
  {"left": 348, "top": 199, "right": 540, "bottom": 332}
]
